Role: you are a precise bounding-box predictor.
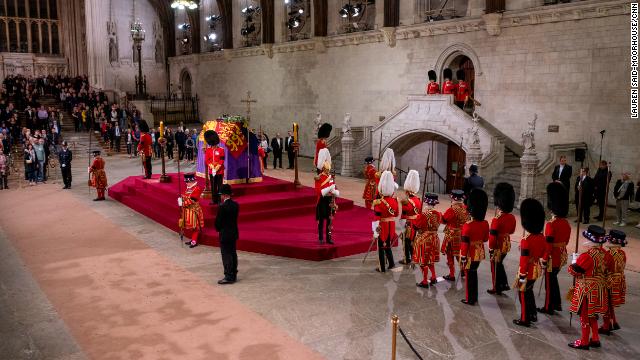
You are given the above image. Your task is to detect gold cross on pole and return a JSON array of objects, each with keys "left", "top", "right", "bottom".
[{"left": 240, "top": 91, "right": 257, "bottom": 121}]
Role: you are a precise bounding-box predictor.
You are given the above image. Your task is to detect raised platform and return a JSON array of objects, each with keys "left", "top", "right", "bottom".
[{"left": 108, "top": 174, "right": 376, "bottom": 261}]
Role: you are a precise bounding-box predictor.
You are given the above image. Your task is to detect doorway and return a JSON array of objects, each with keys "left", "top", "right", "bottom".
[{"left": 446, "top": 140, "right": 466, "bottom": 193}]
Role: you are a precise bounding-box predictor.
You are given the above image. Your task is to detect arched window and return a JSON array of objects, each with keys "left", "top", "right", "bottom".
[
  {"left": 39, "top": 0, "right": 48, "bottom": 19},
  {"left": 0, "top": 22, "right": 8, "bottom": 52},
  {"left": 19, "top": 21, "right": 28, "bottom": 52},
  {"left": 49, "top": 0, "right": 57, "bottom": 20},
  {"left": 41, "top": 22, "right": 50, "bottom": 53},
  {"left": 8, "top": 20, "right": 18, "bottom": 52},
  {"left": 51, "top": 23, "right": 59, "bottom": 54},
  {"left": 31, "top": 22, "right": 40, "bottom": 52},
  {"left": 29, "top": 0, "right": 39, "bottom": 18}
]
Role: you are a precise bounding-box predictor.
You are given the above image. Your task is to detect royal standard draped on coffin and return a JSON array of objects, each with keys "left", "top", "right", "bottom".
[{"left": 196, "top": 118, "right": 262, "bottom": 184}]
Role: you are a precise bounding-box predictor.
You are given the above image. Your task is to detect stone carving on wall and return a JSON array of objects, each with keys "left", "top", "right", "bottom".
[
  {"left": 107, "top": 21, "right": 119, "bottom": 65},
  {"left": 521, "top": 113, "right": 537, "bottom": 153},
  {"left": 380, "top": 27, "right": 396, "bottom": 48},
  {"left": 469, "top": 112, "right": 480, "bottom": 145},
  {"left": 342, "top": 113, "right": 352, "bottom": 134},
  {"left": 153, "top": 21, "right": 163, "bottom": 64},
  {"left": 314, "top": 111, "right": 322, "bottom": 134}
]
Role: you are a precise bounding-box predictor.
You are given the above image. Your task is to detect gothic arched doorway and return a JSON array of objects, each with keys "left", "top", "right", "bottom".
[
  {"left": 447, "top": 54, "right": 475, "bottom": 113},
  {"left": 180, "top": 70, "right": 192, "bottom": 98},
  {"left": 385, "top": 131, "right": 466, "bottom": 194}
]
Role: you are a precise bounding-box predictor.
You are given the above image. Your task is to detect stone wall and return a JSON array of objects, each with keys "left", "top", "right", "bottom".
[{"left": 169, "top": 0, "right": 638, "bottom": 177}]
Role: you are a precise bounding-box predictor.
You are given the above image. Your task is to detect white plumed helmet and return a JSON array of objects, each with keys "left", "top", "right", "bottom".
[
  {"left": 316, "top": 148, "right": 332, "bottom": 170},
  {"left": 403, "top": 169, "right": 420, "bottom": 194},
  {"left": 380, "top": 148, "right": 396, "bottom": 172},
  {"left": 378, "top": 170, "right": 395, "bottom": 197}
]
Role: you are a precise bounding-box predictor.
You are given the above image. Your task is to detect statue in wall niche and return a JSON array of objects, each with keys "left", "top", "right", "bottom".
[
  {"left": 155, "top": 39, "right": 163, "bottom": 64},
  {"left": 469, "top": 111, "right": 480, "bottom": 145},
  {"left": 342, "top": 113, "right": 352, "bottom": 134},
  {"left": 314, "top": 111, "right": 322, "bottom": 134},
  {"left": 109, "top": 38, "right": 119, "bottom": 63},
  {"left": 522, "top": 113, "right": 537, "bottom": 153}
]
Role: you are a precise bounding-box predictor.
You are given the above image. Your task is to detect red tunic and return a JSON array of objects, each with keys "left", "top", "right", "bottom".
[
  {"left": 425, "top": 82, "right": 440, "bottom": 95},
  {"left": 205, "top": 146, "right": 225, "bottom": 176},
  {"left": 137, "top": 133, "right": 153, "bottom": 157},
  {"left": 568, "top": 247, "right": 613, "bottom": 316},
  {"left": 412, "top": 209, "right": 441, "bottom": 266},
  {"left": 90, "top": 157, "right": 107, "bottom": 189},
  {"left": 402, "top": 194, "right": 423, "bottom": 242},
  {"left": 362, "top": 164, "right": 377, "bottom": 204},
  {"left": 455, "top": 80, "right": 470, "bottom": 102},
  {"left": 543, "top": 217, "right": 571, "bottom": 268},
  {"left": 606, "top": 247, "right": 626, "bottom": 307},
  {"left": 442, "top": 80, "right": 456, "bottom": 95},
  {"left": 374, "top": 196, "right": 398, "bottom": 244},
  {"left": 314, "top": 139, "right": 327, "bottom": 167},
  {"left": 441, "top": 203, "right": 468, "bottom": 255},
  {"left": 315, "top": 172, "right": 335, "bottom": 201},
  {"left": 517, "top": 233, "right": 546, "bottom": 281},
  {"left": 181, "top": 185, "right": 204, "bottom": 231},
  {"left": 460, "top": 220, "right": 489, "bottom": 263},
  {"left": 488, "top": 213, "right": 516, "bottom": 259}
]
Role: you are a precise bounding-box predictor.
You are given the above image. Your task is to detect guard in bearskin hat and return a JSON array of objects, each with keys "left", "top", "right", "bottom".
[
  {"left": 441, "top": 189, "right": 469, "bottom": 281},
  {"left": 372, "top": 171, "right": 398, "bottom": 272},
  {"left": 460, "top": 189, "right": 489, "bottom": 305},
  {"left": 204, "top": 130, "right": 225, "bottom": 205},
  {"left": 567, "top": 225, "right": 612, "bottom": 349},
  {"left": 137, "top": 121, "right": 153, "bottom": 179},
  {"left": 88, "top": 150, "right": 107, "bottom": 201},
  {"left": 362, "top": 156, "right": 377, "bottom": 209},
  {"left": 487, "top": 183, "right": 516, "bottom": 295},
  {"left": 442, "top": 68, "right": 456, "bottom": 95},
  {"left": 314, "top": 123, "right": 333, "bottom": 168},
  {"left": 399, "top": 170, "right": 422, "bottom": 265},
  {"left": 455, "top": 69, "right": 470, "bottom": 110},
  {"left": 315, "top": 148, "right": 339, "bottom": 245},
  {"left": 179, "top": 173, "right": 204, "bottom": 248},
  {"left": 539, "top": 182, "right": 572, "bottom": 315},
  {"left": 425, "top": 70, "right": 440, "bottom": 95},
  {"left": 599, "top": 230, "right": 627, "bottom": 335},
  {"left": 513, "top": 198, "right": 546, "bottom": 327},
  {"left": 412, "top": 193, "right": 442, "bottom": 287}
]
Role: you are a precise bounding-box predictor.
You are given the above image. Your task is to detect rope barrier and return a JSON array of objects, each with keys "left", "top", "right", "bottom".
[{"left": 398, "top": 326, "right": 426, "bottom": 360}]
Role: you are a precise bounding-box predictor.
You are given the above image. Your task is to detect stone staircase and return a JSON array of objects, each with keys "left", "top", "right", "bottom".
[{"left": 485, "top": 148, "right": 521, "bottom": 201}]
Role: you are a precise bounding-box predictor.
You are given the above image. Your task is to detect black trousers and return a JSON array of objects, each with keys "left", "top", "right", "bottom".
[
  {"left": 61, "top": 166, "right": 72, "bottom": 187},
  {"left": 518, "top": 280, "right": 537, "bottom": 323},
  {"left": 0, "top": 174, "right": 7, "bottom": 189},
  {"left": 403, "top": 231, "right": 413, "bottom": 263},
  {"left": 144, "top": 156, "right": 152, "bottom": 178},
  {"left": 465, "top": 261, "right": 480, "bottom": 303},
  {"left": 377, "top": 237, "right": 395, "bottom": 272},
  {"left": 318, "top": 218, "right": 332, "bottom": 242},
  {"left": 220, "top": 242, "right": 238, "bottom": 281},
  {"left": 576, "top": 200, "right": 591, "bottom": 222},
  {"left": 491, "top": 254, "right": 509, "bottom": 291},
  {"left": 596, "top": 192, "right": 606, "bottom": 218},
  {"left": 543, "top": 268, "right": 561, "bottom": 312},
  {"left": 210, "top": 174, "right": 223, "bottom": 204},
  {"left": 178, "top": 145, "right": 185, "bottom": 160},
  {"left": 273, "top": 151, "right": 282, "bottom": 168},
  {"left": 287, "top": 150, "right": 294, "bottom": 168}
]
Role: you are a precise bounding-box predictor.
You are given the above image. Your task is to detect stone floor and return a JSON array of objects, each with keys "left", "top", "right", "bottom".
[{"left": 1, "top": 137, "right": 639, "bottom": 359}]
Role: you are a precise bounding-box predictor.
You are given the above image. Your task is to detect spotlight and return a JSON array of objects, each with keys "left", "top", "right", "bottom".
[
  {"left": 339, "top": 5, "right": 350, "bottom": 18},
  {"left": 207, "top": 33, "right": 217, "bottom": 41},
  {"left": 242, "top": 5, "right": 256, "bottom": 14},
  {"left": 177, "top": 23, "right": 191, "bottom": 30},
  {"left": 287, "top": 16, "right": 300, "bottom": 29},
  {"left": 206, "top": 15, "right": 222, "bottom": 22}
]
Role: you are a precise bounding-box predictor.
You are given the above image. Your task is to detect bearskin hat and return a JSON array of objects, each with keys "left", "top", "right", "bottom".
[
  {"left": 467, "top": 189, "right": 488, "bottom": 221},
  {"left": 456, "top": 69, "right": 465, "bottom": 81},
  {"left": 317, "top": 123, "right": 333, "bottom": 139},
  {"left": 204, "top": 130, "right": 220, "bottom": 146},
  {"left": 546, "top": 182, "right": 569, "bottom": 217},
  {"left": 493, "top": 182, "right": 515, "bottom": 213},
  {"left": 520, "top": 198, "right": 545, "bottom": 234},
  {"left": 138, "top": 121, "right": 150, "bottom": 133},
  {"left": 428, "top": 70, "right": 437, "bottom": 82},
  {"left": 443, "top": 68, "right": 453, "bottom": 80}
]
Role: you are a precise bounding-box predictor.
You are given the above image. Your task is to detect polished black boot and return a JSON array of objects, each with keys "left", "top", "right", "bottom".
[
  {"left": 325, "top": 219, "right": 334, "bottom": 245},
  {"left": 318, "top": 220, "right": 324, "bottom": 244}
]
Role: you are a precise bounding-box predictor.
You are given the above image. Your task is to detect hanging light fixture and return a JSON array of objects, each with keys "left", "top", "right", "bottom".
[{"left": 171, "top": 1, "right": 198, "bottom": 10}]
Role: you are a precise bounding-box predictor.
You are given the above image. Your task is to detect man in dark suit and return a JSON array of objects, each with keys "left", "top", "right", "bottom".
[
  {"left": 58, "top": 141, "right": 73, "bottom": 189},
  {"left": 285, "top": 130, "right": 295, "bottom": 169},
  {"left": 574, "top": 167, "right": 594, "bottom": 224},
  {"left": 592, "top": 160, "right": 611, "bottom": 221},
  {"left": 270, "top": 133, "right": 283, "bottom": 169},
  {"left": 552, "top": 155, "right": 572, "bottom": 191},
  {"left": 215, "top": 184, "right": 239, "bottom": 284}
]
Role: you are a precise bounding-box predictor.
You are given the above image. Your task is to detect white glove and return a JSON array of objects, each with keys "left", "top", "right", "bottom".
[
  {"left": 87, "top": 166, "right": 91, "bottom": 173},
  {"left": 61, "top": 164, "right": 66, "bottom": 168},
  {"left": 178, "top": 197, "right": 183, "bottom": 207},
  {"left": 372, "top": 221, "right": 380, "bottom": 236},
  {"left": 571, "top": 253, "right": 579, "bottom": 264},
  {"left": 332, "top": 189, "right": 340, "bottom": 197},
  {"left": 321, "top": 184, "right": 335, "bottom": 197}
]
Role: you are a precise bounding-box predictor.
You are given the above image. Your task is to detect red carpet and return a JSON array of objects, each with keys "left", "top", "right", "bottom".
[{"left": 108, "top": 174, "right": 377, "bottom": 261}]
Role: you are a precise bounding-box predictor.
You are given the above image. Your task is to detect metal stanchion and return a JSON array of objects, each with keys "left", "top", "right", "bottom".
[{"left": 391, "top": 315, "right": 399, "bottom": 360}]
